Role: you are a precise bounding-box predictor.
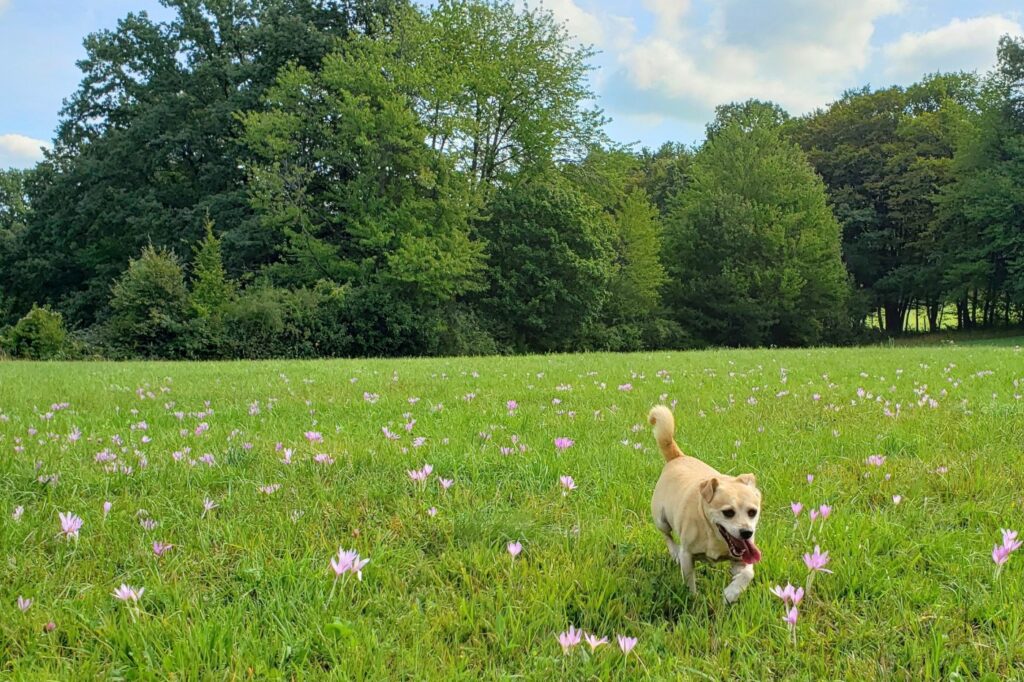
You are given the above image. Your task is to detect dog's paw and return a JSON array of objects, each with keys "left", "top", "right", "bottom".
[{"left": 723, "top": 584, "right": 744, "bottom": 604}]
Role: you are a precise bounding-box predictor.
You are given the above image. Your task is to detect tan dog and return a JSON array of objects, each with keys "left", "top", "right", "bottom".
[{"left": 648, "top": 405, "right": 762, "bottom": 603}]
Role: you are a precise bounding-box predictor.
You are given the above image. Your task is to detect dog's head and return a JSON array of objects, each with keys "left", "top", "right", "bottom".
[{"left": 700, "top": 474, "right": 762, "bottom": 564}]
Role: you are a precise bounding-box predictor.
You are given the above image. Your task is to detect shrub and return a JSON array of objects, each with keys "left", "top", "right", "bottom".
[
  {"left": 2, "top": 305, "right": 68, "bottom": 359},
  {"left": 105, "top": 246, "right": 192, "bottom": 358}
]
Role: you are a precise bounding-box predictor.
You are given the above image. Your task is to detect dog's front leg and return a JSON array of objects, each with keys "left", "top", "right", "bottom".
[
  {"left": 723, "top": 562, "right": 754, "bottom": 603},
  {"left": 678, "top": 549, "right": 696, "bottom": 594}
]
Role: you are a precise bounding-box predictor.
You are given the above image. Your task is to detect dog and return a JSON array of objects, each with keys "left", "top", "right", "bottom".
[{"left": 648, "top": 405, "right": 762, "bottom": 603}]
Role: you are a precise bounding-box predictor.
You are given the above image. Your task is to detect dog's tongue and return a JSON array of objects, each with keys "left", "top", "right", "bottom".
[{"left": 741, "top": 539, "right": 762, "bottom": 565}]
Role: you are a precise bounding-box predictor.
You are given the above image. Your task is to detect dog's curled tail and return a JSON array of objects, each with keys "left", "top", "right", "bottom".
[{"left": 648, "top": 405, "right": 684, "bottom": 462}]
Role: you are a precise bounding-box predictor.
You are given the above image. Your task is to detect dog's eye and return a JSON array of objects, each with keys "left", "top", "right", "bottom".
[
  {"left": 747, "top": 509, "right": 758, "bottom": 518},
  {"left": 722, "top": 508, "right": 735, "bottom": 518}
]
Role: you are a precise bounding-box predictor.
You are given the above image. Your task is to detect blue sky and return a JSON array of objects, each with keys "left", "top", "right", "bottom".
[{"left": 1, "top": 0, "right": 1022, "bottom": 168}]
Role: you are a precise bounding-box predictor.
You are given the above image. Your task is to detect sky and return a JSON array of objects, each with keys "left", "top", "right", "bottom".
[{"left": 1, "top": 0, "right": 1022, "bottom": 168}]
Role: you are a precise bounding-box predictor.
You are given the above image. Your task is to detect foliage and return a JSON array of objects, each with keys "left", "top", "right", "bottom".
[
  {"left": 665, "top": 114, "right": 849, "bottom": 347},
  {"left": 476, "top": 175, "right": 612, "bottom": 352},
  {"left": 104, "top": 246, "right": 191, "bottom": 358},
  {"left": 189, "top": 219, "right": 237, "bottom": 319},
  {"left": 1, "top": 305, "right": 69, "bottom": 359}
]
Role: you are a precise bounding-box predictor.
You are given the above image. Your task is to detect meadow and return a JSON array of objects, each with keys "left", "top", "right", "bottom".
[{"left": 1, "top": 343, "right": 1023, "bottom": 680}]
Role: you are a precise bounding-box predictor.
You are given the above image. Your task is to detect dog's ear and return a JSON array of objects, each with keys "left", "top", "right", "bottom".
[
  {"left": 736, "top": 473, "right": 756, "bottom": 487},
  {"left": 700, "top": 477, "right": 719, "bottom": 502}
]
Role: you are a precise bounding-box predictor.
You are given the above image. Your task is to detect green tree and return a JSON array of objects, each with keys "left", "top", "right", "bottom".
[
  {"left": 8, "top": 0, "right": 407, "bottom": 326},
  {"left": 476, "top": 174, "right": 612, "bottom": 352},
  {"left": 665, "top": 113, "right": 849, "bottom": 347},
  {"left": 398, "top": 0, "right": 605, "bottom": 192},
  {"left": 241, "top": 42, "right": 487, "bottom": 329},
  {"left": 0, "top": 169, "right": 30, "bottom": 322},
  {"left": 189, "top": 218, "right": 236, "bottom": 318},
  {"left": 105, "top": 246, "right": 192, "bottom": 358}
]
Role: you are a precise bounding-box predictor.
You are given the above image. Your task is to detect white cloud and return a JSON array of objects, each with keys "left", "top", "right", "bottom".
[
  {"left": 532, "top": 0, "right": 605, "bottom": 46},
  {"left": 882, "top": 15, "right": 1022, "bottom": 81},
  {"left": 0, "top": 133, "right": 50, "bottom": 169},
  {"left": 609, "top": 0, "right": 904, "bottom": 124}
]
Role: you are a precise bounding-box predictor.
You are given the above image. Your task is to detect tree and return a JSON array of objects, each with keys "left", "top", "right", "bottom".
[
  {"left": 105, "top": 246, "right": 192, "bottom": 358},
  {"left": 397, "top": 0, "right": 605, "bottom": 193},
  {"left": 7, "top": 0, "right": 408, "bottom": 326},
  {"left": 664, "top": 112, "right": 849, "bottom": 347},
  {"left": 938, "top": 36, "right": 1024, "bottom": 327},
  {"left": 241, "top": 40, "right": 487, "bottom": 351},
  {"left": 1, "top": 306, "right": 68, "bottom": 359},
  {"left": 0, "top": 169, "right": 30, "bottom": 322},
  {"left": 189, "top": 218, "right": 236, "bottom": 318},
  {"left": 476, "top": 174, "right": 612, "bottom": 352}
]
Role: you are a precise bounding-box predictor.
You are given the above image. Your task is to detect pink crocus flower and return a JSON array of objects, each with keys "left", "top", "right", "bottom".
[
  {"left": 807, "top": 474, "right": 814, "bottom": 484},
  {"left": 993, "top": 544, "right": 1013, "bottom": 566},
  {"left": 140, "top": 518, "right": 158, "bottom": 531},
  {"left": 559, "top": 475, "right": 577, "bottom": 495},
  {"left": 17, "top": 596, "right": 32, "bottom": 612},
  {"left": 44, "top": 621, "right": 56, "bottom": 633},
  {"left": 866, "top": 455, "right": 885, "bottom": 467},
  {"left": 554, "top": 437, "right": 574, "bottom": 451},
  {"left": 809, "top": 509, "right": 819, "bottom": 522},
  {"left": 112, "top": 584, "right": 144, "bottom": 603},
  {"left": 557, "top": 626, "right": 582, "bottom": 653},
  {"left": 427, "top": 507, "right": 437, "bottom": 517},
  {"left": 790, "top": 502, "right": 803, "bottom": 517},
  {"left": 257, "top": 484, "right": 281, "bottom": 495},
  {"left": 152, "top": 541, "right": 174, "bottom": 557},
  {"left": 202, "top": 498, "right": 218, "bottom": 516},
  {"left": 103, "top": 501, "right": 112, "bottom": 518},
  {"left": 304, "top": 431, "right": 323, "bottom": 443},
  {"left": 439, "top": 478, "right": 454, "bottom": 490},
  {"left": 803, "top": 545, "right": 833, "bottom": 573},
  {"left": 770, "top": 583, "right": 804, "bottom": 605},
  {"left": 507, "top": 400, "right": 518, "bottom": 413},
  {"left": 818, "top": 504, "right": 832, "bottom": 519},
  {"left": 584, "top": 633, "right": 608, "bottom": 651},
  {"left": 784, "top": 606, "right": 799, "bottom": 628},
  {"left": 330, "top": 548, "right": 369, "bottom": 581},
  {"left": 59, "top": 512, "right": 83, "bottom": 539},
  {"left": 313, "top": 453, "right": 335, "bottom": 465},
  {"left": 507, "top": 541, "right": 522, "bottom": 558},
  {"left": 12, "top": 506, "right": 24, "bottom": 522},
  {"left": 1002, "top": 529, "right": 1022, "bottom": 552},
  {"left": 617, "top": 635, "right": 638, "bottom": 654}
]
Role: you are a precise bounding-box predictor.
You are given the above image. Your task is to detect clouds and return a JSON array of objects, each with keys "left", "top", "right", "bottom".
[
  {"left": 882, "top": 15, "right": 1022, "bottom": 81},
  {"left": 608, "top": 0, "right": 905, "bottom": 123},
  {"left": 0, "top": 133, "right": 50, "bottom": 169}
]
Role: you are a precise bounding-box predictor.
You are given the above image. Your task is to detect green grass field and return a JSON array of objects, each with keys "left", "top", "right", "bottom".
[{"left": 2, "top": 347, "right": 1023, "bottom": 679}]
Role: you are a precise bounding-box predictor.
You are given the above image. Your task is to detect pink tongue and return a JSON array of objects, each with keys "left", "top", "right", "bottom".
[{"left": 741, "top": 539, "right": 762, "bottom": 565}]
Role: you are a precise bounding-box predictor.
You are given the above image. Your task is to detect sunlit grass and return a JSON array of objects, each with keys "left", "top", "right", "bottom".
[{"left": 1, "top": 347, "right": 1023, "bottom": 679}]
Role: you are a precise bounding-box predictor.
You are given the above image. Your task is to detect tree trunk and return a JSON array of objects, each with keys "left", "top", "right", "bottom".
[
  {"left": 883, "top": 301, "right": 903, "bottom": 335},
  {"left": 927, "top": 303, "right": 940, "bottom": 333}
]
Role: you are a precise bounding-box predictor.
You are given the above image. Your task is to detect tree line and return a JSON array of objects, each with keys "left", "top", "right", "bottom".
[{"left": 0, "top": 0, "right": 1022, "bottom": 359}]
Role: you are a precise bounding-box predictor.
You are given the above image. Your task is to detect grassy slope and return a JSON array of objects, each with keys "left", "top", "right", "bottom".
[{"left": 1, "top": 347, "right": 1022, "bottom": 680}]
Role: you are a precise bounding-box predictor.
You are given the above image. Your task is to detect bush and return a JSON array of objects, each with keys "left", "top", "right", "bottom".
[
  {"left": 104, "top": 246, "right": 193, "bottom": 358},
  {"left": 1, "top": 305, "right": 69, "bottom": 359}
]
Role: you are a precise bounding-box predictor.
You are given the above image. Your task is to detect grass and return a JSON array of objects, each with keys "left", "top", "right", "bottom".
[{"left": 1, "top": 347, "right": 1023, "bottom": 679}]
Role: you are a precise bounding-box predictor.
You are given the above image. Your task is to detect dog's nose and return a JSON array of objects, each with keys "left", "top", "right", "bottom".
[{"left": 740, "top": 529, "right": 753, "bottom": 540}]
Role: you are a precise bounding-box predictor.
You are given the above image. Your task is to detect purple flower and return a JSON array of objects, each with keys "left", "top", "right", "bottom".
[
  {"left": 140, "top": 518, "right": 158, "bottom": 531},
  {"left": 993, "top": 544, "right": 1012, "bottom": 566},
  {"left": 892, "top": 495, "right": 902, "bottom": 505},
  {"left": 202, "top": 498, "right": 218, "bottom": 516},
  {"left": 866, "top": 455, "right": 885, "bottom": 467},
  {"left": 17, "top": 596, "right": 31, "bottom": 612},
  {"left": 617, "top": 635, "right": 638, "bottom": 655},
  {"left": 12, "top": 505, "right": 24, "bottom": 522},
  {"left": 257, "top": 484, "right": 281, "bottom": 495},
  {"left": 507, "top": 541, "right": 522, "bottom": 558},
  {"left": 807, "top": 474, "right": 814, "bottom": 484},
  {"left": 559, "top": 475, "right": 577, "bottom": 495},
  {"left": 584, "top": 633, "right": 608, "bottom": 651},
  {"left": 427, "top": 507, "right": 437, "bottom": 517},
  {"left": 803, "top": 545, "right": 833, "bottom": 573},
  {"left": 314, "top": 453, "right": 335, "bottom": 465},
  {"left": 439, "top": 478, "right": 454, "bottom": 490},
  {"left": 152, "top": 541, "right": 174, "bottom": 557},
  {"left": 103, "top": 501, "right": 112, "bottom": 518},
  {"left": 784, "top": 606, "right": 799, "bottom": 628},
  {"left": 791, "top": 502, "right": 803, "bottom": 517},
  {"left": 554, "top": 437, "right": 574, "bottom": 451},
  {"left": 770, "top": 583, "right": 804, "bottom": 605},
  {"left": 1002, "top": 529, "right": 1022, "bottom": 552},
  {"left": 112, "top": 584, "right": 144, "bottom": 603},
  {"left": 818, "top": 504, "right": 832, "bottom": 519},
  {"left": 506, "top": 400, "right": 518, "bottom": 413},
  {"left": 618, "top": 383, "right": 633, "bottom": 392},
  {"left": 557, "top": 625, "right": 582, "bottom": 653},
  {"left": 305, "top": 431, "right": 323, "bottom": 443},
  {"left": 59, "top": 512, "right": 83, "bottom": 539},
  {"left": 44, "top": 621, "right": 56, "bottom": 633},
  {"left": 330, "top": 548, "right": 369, "bottom": 581},
  {"left": 809, "top": 509, "right": 819, "bottom": 522}
]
